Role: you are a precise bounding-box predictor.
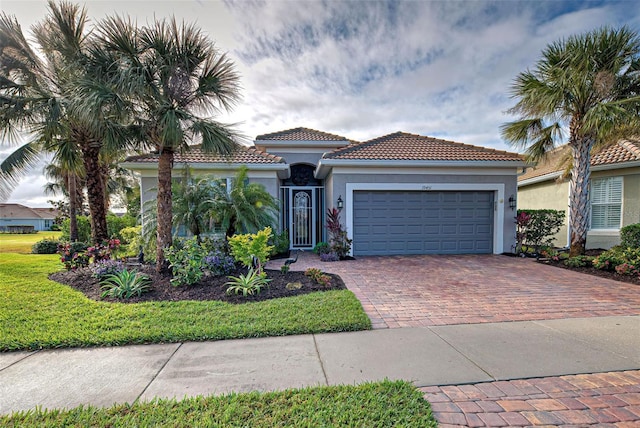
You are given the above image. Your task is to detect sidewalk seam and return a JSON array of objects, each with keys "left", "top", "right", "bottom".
[
  {"left": 312, "top": 335, "right": 329, "bottom": 386},
  {"left": 426, "top": 326, "right": 496, "bottom": 383},
  {"left": 135, "top": 342, "right": 183, "bottom": 403},
  {"left": 0, "top": 350, "right": 41, "bottom": 373}
]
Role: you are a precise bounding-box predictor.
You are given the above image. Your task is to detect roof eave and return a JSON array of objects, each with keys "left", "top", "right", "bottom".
[
  {"left": 315, "top": 159, "right": 526, "bottom": 179},
  {"left": 121, "top": 161, "right": 289, "bottom": 174}
]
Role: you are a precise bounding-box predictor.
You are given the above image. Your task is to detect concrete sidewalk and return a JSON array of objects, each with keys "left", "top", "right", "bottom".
[{"left": 1, "top": 315, "right": 639, "bottom": 415}]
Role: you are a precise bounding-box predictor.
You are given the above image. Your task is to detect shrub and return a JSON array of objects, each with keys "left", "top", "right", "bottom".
[
  {"left": 106, "top": 214, "right": 137, "bottom": 241},
  {"left": 228, "top": 227, "right": 274, "bottom": 273},
  {"left": 620, "top": 223, "right": 640, "bottom": 249},
  {"left": 270, "top": 229, "right": 290, "bottom": 256},
  {"left": 165, "top": 237, "right": 205, "bottom": 286},
  {"left": 57, "top": 242, "right": 90, "bottom": 270},
  {"left": 280, "top": 264, "right": 290, "bottom": 274},
  {"left": 203, "top": 251, "right": 236, "bottom": 276},
  {"left": 225, "top": 268, "right": 271, "bottom": 296},
  {"left": 325, "top": 208, "right": 352, "bottom": 259},
  {"left": 91, "top": 259, "right": 126, "bottom": 279},
  {"left": 32, "top": 239, "right": 60, "bottom": 254},
  {"left": 592, "top": 247, "right": 625, "bottom": 271},
  {"left": 320, "top": 251, "right": 340, "bottom": 262},
  {"left": 60, "top": 216, "right": 92, "bottom": 242},
  {"left": 119, "top": 226, "right": 142, "bottom": 254},
  {"left": 86, "top": 239, "right": 121, "bottom": 262},
  {"left": 564, "top": 255, "right": 593, "bottom": 268},
  {"left": 100, "top": 269, "right": 151, "bottom": 299},
  {"left": 515, "top": 209, "right": 565, "bottom": 254},
  {"left": 615, "top": 263, "right": 639, "bottom": 276},
  {"left": 313, "top": 242, "right": 330, "bottom": 255},
  {"left": 304, "top": 267, "right": 332, "bottom": 287}
]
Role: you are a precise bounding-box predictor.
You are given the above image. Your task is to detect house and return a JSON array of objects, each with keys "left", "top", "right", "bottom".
[
  {"left": 122, "top": 127, "right": 525, "bottom": 256},
  {"left": 517, "top": 139, "right": 640, "bottom": 249},
  {"left": 0, "top": 203, "right": 58, "bottom": 232}
]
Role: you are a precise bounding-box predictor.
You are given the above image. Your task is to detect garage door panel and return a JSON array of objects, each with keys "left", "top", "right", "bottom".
[{"left": 353, "top": 191, "right": 494, "bottom": 256}]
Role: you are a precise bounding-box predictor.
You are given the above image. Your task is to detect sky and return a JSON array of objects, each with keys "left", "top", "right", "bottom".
[{"left": 1, "top": 0, "right": 639, "bottom": 207}]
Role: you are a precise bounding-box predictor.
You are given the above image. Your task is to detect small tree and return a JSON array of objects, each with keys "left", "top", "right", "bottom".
[
  {"left": 326, "top": 208, "right": 352, "bottom": 259},
  {"left": 516, "top": 209, "right": 566, "bottom": 255}
]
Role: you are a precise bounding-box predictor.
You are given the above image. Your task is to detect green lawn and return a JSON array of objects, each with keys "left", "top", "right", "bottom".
[
  {"left": 0, "top": 380, "right": 437, "bottom": 427},
  {"left": 0, "top": 231, "right": 62, "bottom": 254},
  {"left": 0, "top": 253, "right": 371, "bottom": 351}
]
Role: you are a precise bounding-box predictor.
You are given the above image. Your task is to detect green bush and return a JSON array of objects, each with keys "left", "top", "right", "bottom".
[
  {"left": 270, "top": 229, "right": 290, "bottom": 256},
  {"left": 120, "top": 226, "right": 142, "bottom": 256},
  {"left": 313, "top": 242, "right": 331, "bottom": 255},
  {"left": 165, "top": 237, "right": 206, "bottom": 286},
  {"left": 31, "top": 239, "right": 60, "bottom": 254},
  {"left": 564, "top": 255, "right": 594, "bottom": 268},
  {"left": 516, "top": 209, "right": 565, "bottom": 254},
  {"left": 228, "top": 227, "right": 274, "bottom": 273},
  {"left": 620, "top": 223, "right": 640, "bottom": 249},
  {"left": 106, "top": 214, "right": 137, "bottom": 241},
  {"left": 592, "top": 247, "right": 625, "bottom": 271},
  {"left": 60, "top": 216, "right": 92, "bottom": 242}
]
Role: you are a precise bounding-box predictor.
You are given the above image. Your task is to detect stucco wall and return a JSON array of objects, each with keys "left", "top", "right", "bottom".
[
  {"left": 265, "top": 151, "right": 324, "bottom": 167},
  {"left": 517, "top": 179, "right": 569, "bottom": 247},
  {"left": 0, "top": 218, "right": 47, "bottom": 231},
  {"left": 327, "top": 168, "right": 519, "bottom": 254}
]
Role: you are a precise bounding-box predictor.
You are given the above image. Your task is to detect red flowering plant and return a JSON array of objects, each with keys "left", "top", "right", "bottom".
[
  {"left": 514, "top": 211, "right": 532, "bottom": 255},
  {"left": 57, "top": 243, "right": 90, "bottom": 270},
  {"left": 86, "top": 239, "right": 121, "bottom": 263}
]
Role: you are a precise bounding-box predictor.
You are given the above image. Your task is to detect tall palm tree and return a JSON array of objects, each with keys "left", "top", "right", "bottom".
[
  {"left": 92, "top": 16, "right": 242, "bottom": 272},
  {"left": 501, "top": 26, "right": 640, "bottom": 256},
  {"left": 0, "top": 1, "right": 114, "bottom": 243}
]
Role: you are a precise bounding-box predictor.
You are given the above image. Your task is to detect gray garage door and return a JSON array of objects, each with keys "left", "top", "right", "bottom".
[{"left": 353, "top": 191, "right": 494, "bottom": 256}]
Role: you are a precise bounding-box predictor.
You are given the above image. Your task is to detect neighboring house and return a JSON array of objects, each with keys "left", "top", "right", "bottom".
[
  {"left": 517, "top": 139, "right": 640, "bottom": 249},
  {"left": 0, "top": 204, "right": 58, "bottom": 232},
  {"left": 122, "top": 127, "right": 525, "bottom": 256}
]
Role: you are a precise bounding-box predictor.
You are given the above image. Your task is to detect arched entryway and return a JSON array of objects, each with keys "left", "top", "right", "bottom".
[{"left": 280, "top": 164, "right": 324, "bottom": 249}]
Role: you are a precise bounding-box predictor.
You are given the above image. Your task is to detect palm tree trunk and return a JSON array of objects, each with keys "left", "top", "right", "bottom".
[
  {"left": 156, "top": 149, "right": 174, "bottom": 273},
  {"left": 568, "top": 130, "right": 594, "bottom": 257},
  {"left": 68, "top": 173, "right": 79, "bottom": 242},
  {"left": 82, "top": 143, "right": 109, "bottom": 243}
]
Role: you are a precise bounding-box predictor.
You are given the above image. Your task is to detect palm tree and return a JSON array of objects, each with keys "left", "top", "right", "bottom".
[
  {"left": 92, "top": 16, "right": 242, "bottom": 272},
  {"left": 0, "top": 1, "right": 114, "bottom": 243},
  {"left": 172, "top": 172, "right": 217, "bottom": 238},
  {"left": 501, "top": 26, "right": 640, "bottom": 256},
  {"left": 210, "top": 166, "right": 279, "bottom": 239}
]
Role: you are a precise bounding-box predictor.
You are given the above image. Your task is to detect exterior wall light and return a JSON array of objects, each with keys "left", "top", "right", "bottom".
[
  {"left": 509, "top": 195, "right": 517, "bottom": 210},
  {"left": 337, "top": 195, "right": 344, "bottom": 210}
]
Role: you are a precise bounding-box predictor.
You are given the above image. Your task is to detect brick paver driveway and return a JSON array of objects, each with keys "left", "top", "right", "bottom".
[
  {"left": 281, "top": 253, "right": 640, "bottom": 329},
  {"left": 274, "top": 253, "right": 640, "bottom": 426}
]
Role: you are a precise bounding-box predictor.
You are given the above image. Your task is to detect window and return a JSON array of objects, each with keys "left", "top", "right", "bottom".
[{"left": 590, "top": 177, "right": 622, "bottom": 229}]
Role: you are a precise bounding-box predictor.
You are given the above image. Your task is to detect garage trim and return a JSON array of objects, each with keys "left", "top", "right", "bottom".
[{"left": 345, "top": 183, "right": 506, "bottom": 255}]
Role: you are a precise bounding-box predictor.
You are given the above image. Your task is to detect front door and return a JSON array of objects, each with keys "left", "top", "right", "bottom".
[{"left": 291, "top": 188, "right": 315, "bottom": 248}]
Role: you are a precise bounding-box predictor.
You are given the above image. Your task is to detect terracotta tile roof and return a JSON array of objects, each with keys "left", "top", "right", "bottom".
[
  {"left": 256, "top": 127, "right": 350, "bottom": 141},
  {"left": 124, "top": 144, "right": 284, "bottom": 165},
  {"left": 519, "top": 139, "right": 640, "bottom": 182},
  {"left": 323, "top": 132, "right": 524, "bottom": 162},
  {"left": 592, "top": 138, "right": 640, "bottom": 165},
  {"left": 0, "top": 204, "right": 56, "bottom": 219}
]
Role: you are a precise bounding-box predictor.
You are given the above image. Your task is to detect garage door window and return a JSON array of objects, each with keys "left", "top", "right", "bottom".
[{"left": 590, "top": 177, "right": 622, "bottom": 230}]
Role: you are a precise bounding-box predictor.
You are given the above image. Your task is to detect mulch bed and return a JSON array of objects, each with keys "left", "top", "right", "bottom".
[
  {"left": 49, "top": 266, "right": 346, "bottom": 304},
  {"left": 536, "top": 249, "right": 640, "bottom": 286}
]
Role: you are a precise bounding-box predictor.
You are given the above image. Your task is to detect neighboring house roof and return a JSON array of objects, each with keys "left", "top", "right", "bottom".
[
  {"left": 256, "top": 127, "right": 350, "bottom": 142},
  {"left": 323, "top": 132, "right": 524, "bottom": 162},
  {"left": 0, "top": 204, "right": 57, "bottom": 220},
  {"left": 518, "top": 139, "right": 640, "bottom": 184},
  {"left": 123, "top": 144, "right": 285, "bottom": 165}
]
